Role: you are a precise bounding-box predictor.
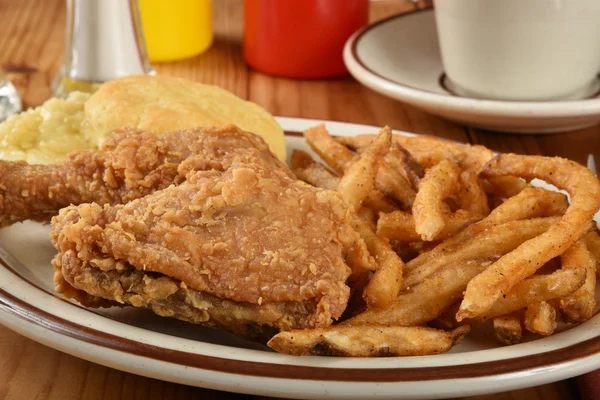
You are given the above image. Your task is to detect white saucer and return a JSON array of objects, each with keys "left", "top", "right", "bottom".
[{"left": 343, "top": 9, "right": 600, "bottom": 134}]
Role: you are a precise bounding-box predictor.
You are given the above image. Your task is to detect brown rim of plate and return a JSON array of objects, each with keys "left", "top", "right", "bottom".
[
  {"left": 0, "top": 129, "right": 599, "bottom": 382},
  {"left": 351, "top": 9, "right": 600, "bottom": 102},
  {"left": 1, "top": 250, "right": 600, "bottom": 382}
]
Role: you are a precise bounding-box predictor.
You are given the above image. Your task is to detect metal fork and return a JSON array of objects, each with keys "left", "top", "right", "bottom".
[{"left": 0, "top": 71, "right": 21, "bottom": 122}]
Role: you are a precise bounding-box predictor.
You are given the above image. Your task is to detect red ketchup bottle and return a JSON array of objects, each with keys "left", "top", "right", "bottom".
[{"left": 244, "top": 0, "right": 369, "bottom": 79}]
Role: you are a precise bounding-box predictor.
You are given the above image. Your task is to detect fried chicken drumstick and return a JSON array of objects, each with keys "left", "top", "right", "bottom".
[
  {"left": 50, "top": 130, "right": 358, "bottom": 340},
  {"left": 0, "top": 125, "right": 286, "bottom": 227}
]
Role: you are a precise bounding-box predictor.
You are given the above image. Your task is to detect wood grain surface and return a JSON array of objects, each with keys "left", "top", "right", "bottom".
[{"left": 0, "top": 0, "right": 596, "bottom": 399}]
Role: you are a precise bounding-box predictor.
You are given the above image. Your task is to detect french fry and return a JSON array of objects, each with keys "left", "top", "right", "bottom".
[
  {"left": 351, "top": 214, "right": 403, "bottom": 309},
  {"left": 459, "top": 154, "right": 600, "bottom": 321},
  {"left": 465, "top": 267, "right": 587, "bottom": 323},
  {"left": 404, "top": 217, "right": 560, "bottom": 288},
  {"left": 485, "top": 188, "right": 569, "bottom": 225},
  {"left": 361, "top": 191, "right": 399, "bottom": 214},
  {"left": 355, "top": 142, "right": 424, "bottom": 191},
  {"left": 385, "top": 142, "right": 424, "bottom": 189},
  {"left": 267, "top": 325, "right": 471, "bottom": 357},
  {"left": 290, "top": 148, "right": 319, "bottom": 171},
  {"left": 377, "top": 211, "right": 418, "bottom": 242},
  {"left": 458, "top": 171, "right": 490, "bottom": 217},
  {"left": 559, "top": 241, "right": 597, "bottom": 323},
  {"left": 582, "top": 231, "right": 600, "bottom": 276},
  {"left": 336, "top": 134, "right": 494, "bottom": 171},
  {"left": 405, "top": 188, "right": 568, "bottom": 273},
  {"left": 524, "top": 301, "right": 557, "bottom": 336},
  {"left": 485, "top": 176, "right": 530, "bottom": 198},
  {"left": 304, "top": 125, "right": 353, "bottom": 173},
  {"left": 291, "top": 150, "right": 397, "bottom": 213},
  {"left": 305, "top": 126, "right": 415, "bottom": 209},
  {"left": 493, "top": 314, "right": 523, "bottom": 345},
  {"left": 291, "top": 150, "right": 338, "bottom": 190},
  {"left": 375, "top": 162, "right": 416, "bottom": 210},
  {"left": 412, "top": 159, "right": 462, "bottom": 241},
  {"left": 377, "top": 209, "right": 479, "bottom": 243},
  {"left": 288, "top": 125, "right": 600, "bottom": 357},
  {"left": 337, "top": 127, "right": 391, "bottom": 211},
  {"left": 345, "top": 259, "right": 494, "bottom": 326},
  {"left": 346, "top": 236, "right": 378, "bottom": 274}
]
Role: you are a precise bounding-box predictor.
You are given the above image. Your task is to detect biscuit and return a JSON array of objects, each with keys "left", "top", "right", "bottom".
[{"left": 85, "top": 75, "right": 286, "bottom": 159}]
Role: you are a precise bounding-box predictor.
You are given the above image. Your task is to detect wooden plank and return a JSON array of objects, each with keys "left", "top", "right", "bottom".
[
  {"left": 0, "top": 0, "right": 64, "bottom": 108},
  {"left": 154, "top": 0, "right": 248, "bottom": 98},
  {"left": 0, "top": 0, "right": 589, "bottom": 399},
  {"left": 0, "top": 325, "right": 249, "bottom": 400}
]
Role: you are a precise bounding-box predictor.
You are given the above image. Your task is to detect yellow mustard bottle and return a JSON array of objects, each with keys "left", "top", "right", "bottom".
[{"left": 139, "top": 0, "right": 213, "bottom": 63}]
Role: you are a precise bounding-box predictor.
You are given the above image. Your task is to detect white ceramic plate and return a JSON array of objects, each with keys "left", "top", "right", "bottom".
[
  {"left": 0, "top": 117, "right": 599, "bottom": 400},
  {"left": 343, "top": 9, "right": 600, "bottom": 134}
]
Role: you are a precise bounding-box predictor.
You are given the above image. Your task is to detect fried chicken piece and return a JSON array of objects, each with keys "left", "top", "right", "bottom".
[
  {"left": 0, "top": 125, "right": 287, "bottom": 227},
  {"left": 51, "top": 161, "right": 356, "bottom": 339}
]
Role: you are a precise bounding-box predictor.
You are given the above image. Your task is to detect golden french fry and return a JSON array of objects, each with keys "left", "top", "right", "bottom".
[
  {"left": 305, "top": 126, "right": 415, "bottom": 209},
  {"left": 345, "top": 259, "right": 493, "bottom": 327},
  {"left": 304, "top": 125, "right": 353, "bottom": 173},
  {"left": 385, "top": 142, "right": 424, "bottom": 189},
  {"left": 377, "top": 209, "right": 479, "bottom": 243},
  {"left": 375, "top": 163, "right": 417, "bottom": 210},
  {"left": 465, "top": 267, "right": 587, "bottom": 323},
  {"left": 292, "top": 150, "right": 397, "bottom": 213},
  {"left": 413, "top": 159, "right": 462, "bottom": 241},
  {"left": 486, "top": 188, "right": 569, "bottom": 225},
  {"left": 363, "top": 192, "right": 399, "bottom": 214},
  {"left": 485, "top": 176, "right": 530, "bottom": 198},
  {"left": 404, "top": 217, "right": 560, "bottom": 288},
  {"left": 405, "top": 188, "right": 568, "bottom": 273},
  {"left": 267, "top": 325, "right": 471, "bottom": 357},
  {"left": 524, "top": 301, "right": 557, "bottom": 336},
  {"left": 336, "top": 134, "right": 494, "bottom": 171},
  {"left": 458, "top": 154, "right": 600, "bottom": 321},
  {"left": 298, "top": 127, "right": 600, "bottom": 356},
  {"left": 337, "top": 127, "right": 391, "bottom": 211},
  {"left": 351, "top": 214, "right": 403, "bottom": 309},
  {"left": 364, "top": 260, "right": 403, "bottom": 310},
  {"left": 346, "top": 236, "right": 378, "bottom": 274},
  {"left": 290, "top": 149, "right": 318, "bottom": 171},
  {"left": 458, "top": 171, "right": 490, "bottom": 217},
  {"left": 354, "top": 141, "right": 425, "bottom": 189},
  {"left": 582, "top": 231, "right": 600, "bottom": 276},
  {"left": 493, "top": 314, "right": 523, "bottom": 345},
  {"left": 559, "top": 241, "right": 597, "bottom": 323},
  {"left": 291, "top": 150, "right": 338, "bottom": 190},
  {"left": 377, "top": 211, "right": 417, "bottom": 242}
]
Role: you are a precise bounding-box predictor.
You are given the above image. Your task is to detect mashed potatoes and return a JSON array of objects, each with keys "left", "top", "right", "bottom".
[
  {"left": 0, "top": 92, "right": 92, "bottom": 164},
  {"left": 0, "top": 75, "right": 286, "bottom": 164}
]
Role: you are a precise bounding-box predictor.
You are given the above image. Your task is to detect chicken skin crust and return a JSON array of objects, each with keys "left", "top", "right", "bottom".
[
  {"left": 51, "top": 159, "right": 356, "bottom": 336},
  {"left": 0, "top": 125, "right": 287, "bottom": 227}
]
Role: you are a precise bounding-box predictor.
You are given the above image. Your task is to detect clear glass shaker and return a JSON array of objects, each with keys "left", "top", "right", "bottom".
[{"left": 53, "top": 0, "right": 154, "bottom": 97}]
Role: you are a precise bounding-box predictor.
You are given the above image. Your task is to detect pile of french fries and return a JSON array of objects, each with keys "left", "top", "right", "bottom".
[{"left": 267, "top": 125, "right": 600, "bottom": 357}]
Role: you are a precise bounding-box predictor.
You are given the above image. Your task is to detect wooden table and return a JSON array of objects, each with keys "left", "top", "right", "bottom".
[{"left": 0, "top": 0, "right": 597, "bottom": 399}]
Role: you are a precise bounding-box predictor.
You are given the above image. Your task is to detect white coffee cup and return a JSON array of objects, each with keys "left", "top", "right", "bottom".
[{"left": 433, "top": 0, "right": 600, "bottom": 101}]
